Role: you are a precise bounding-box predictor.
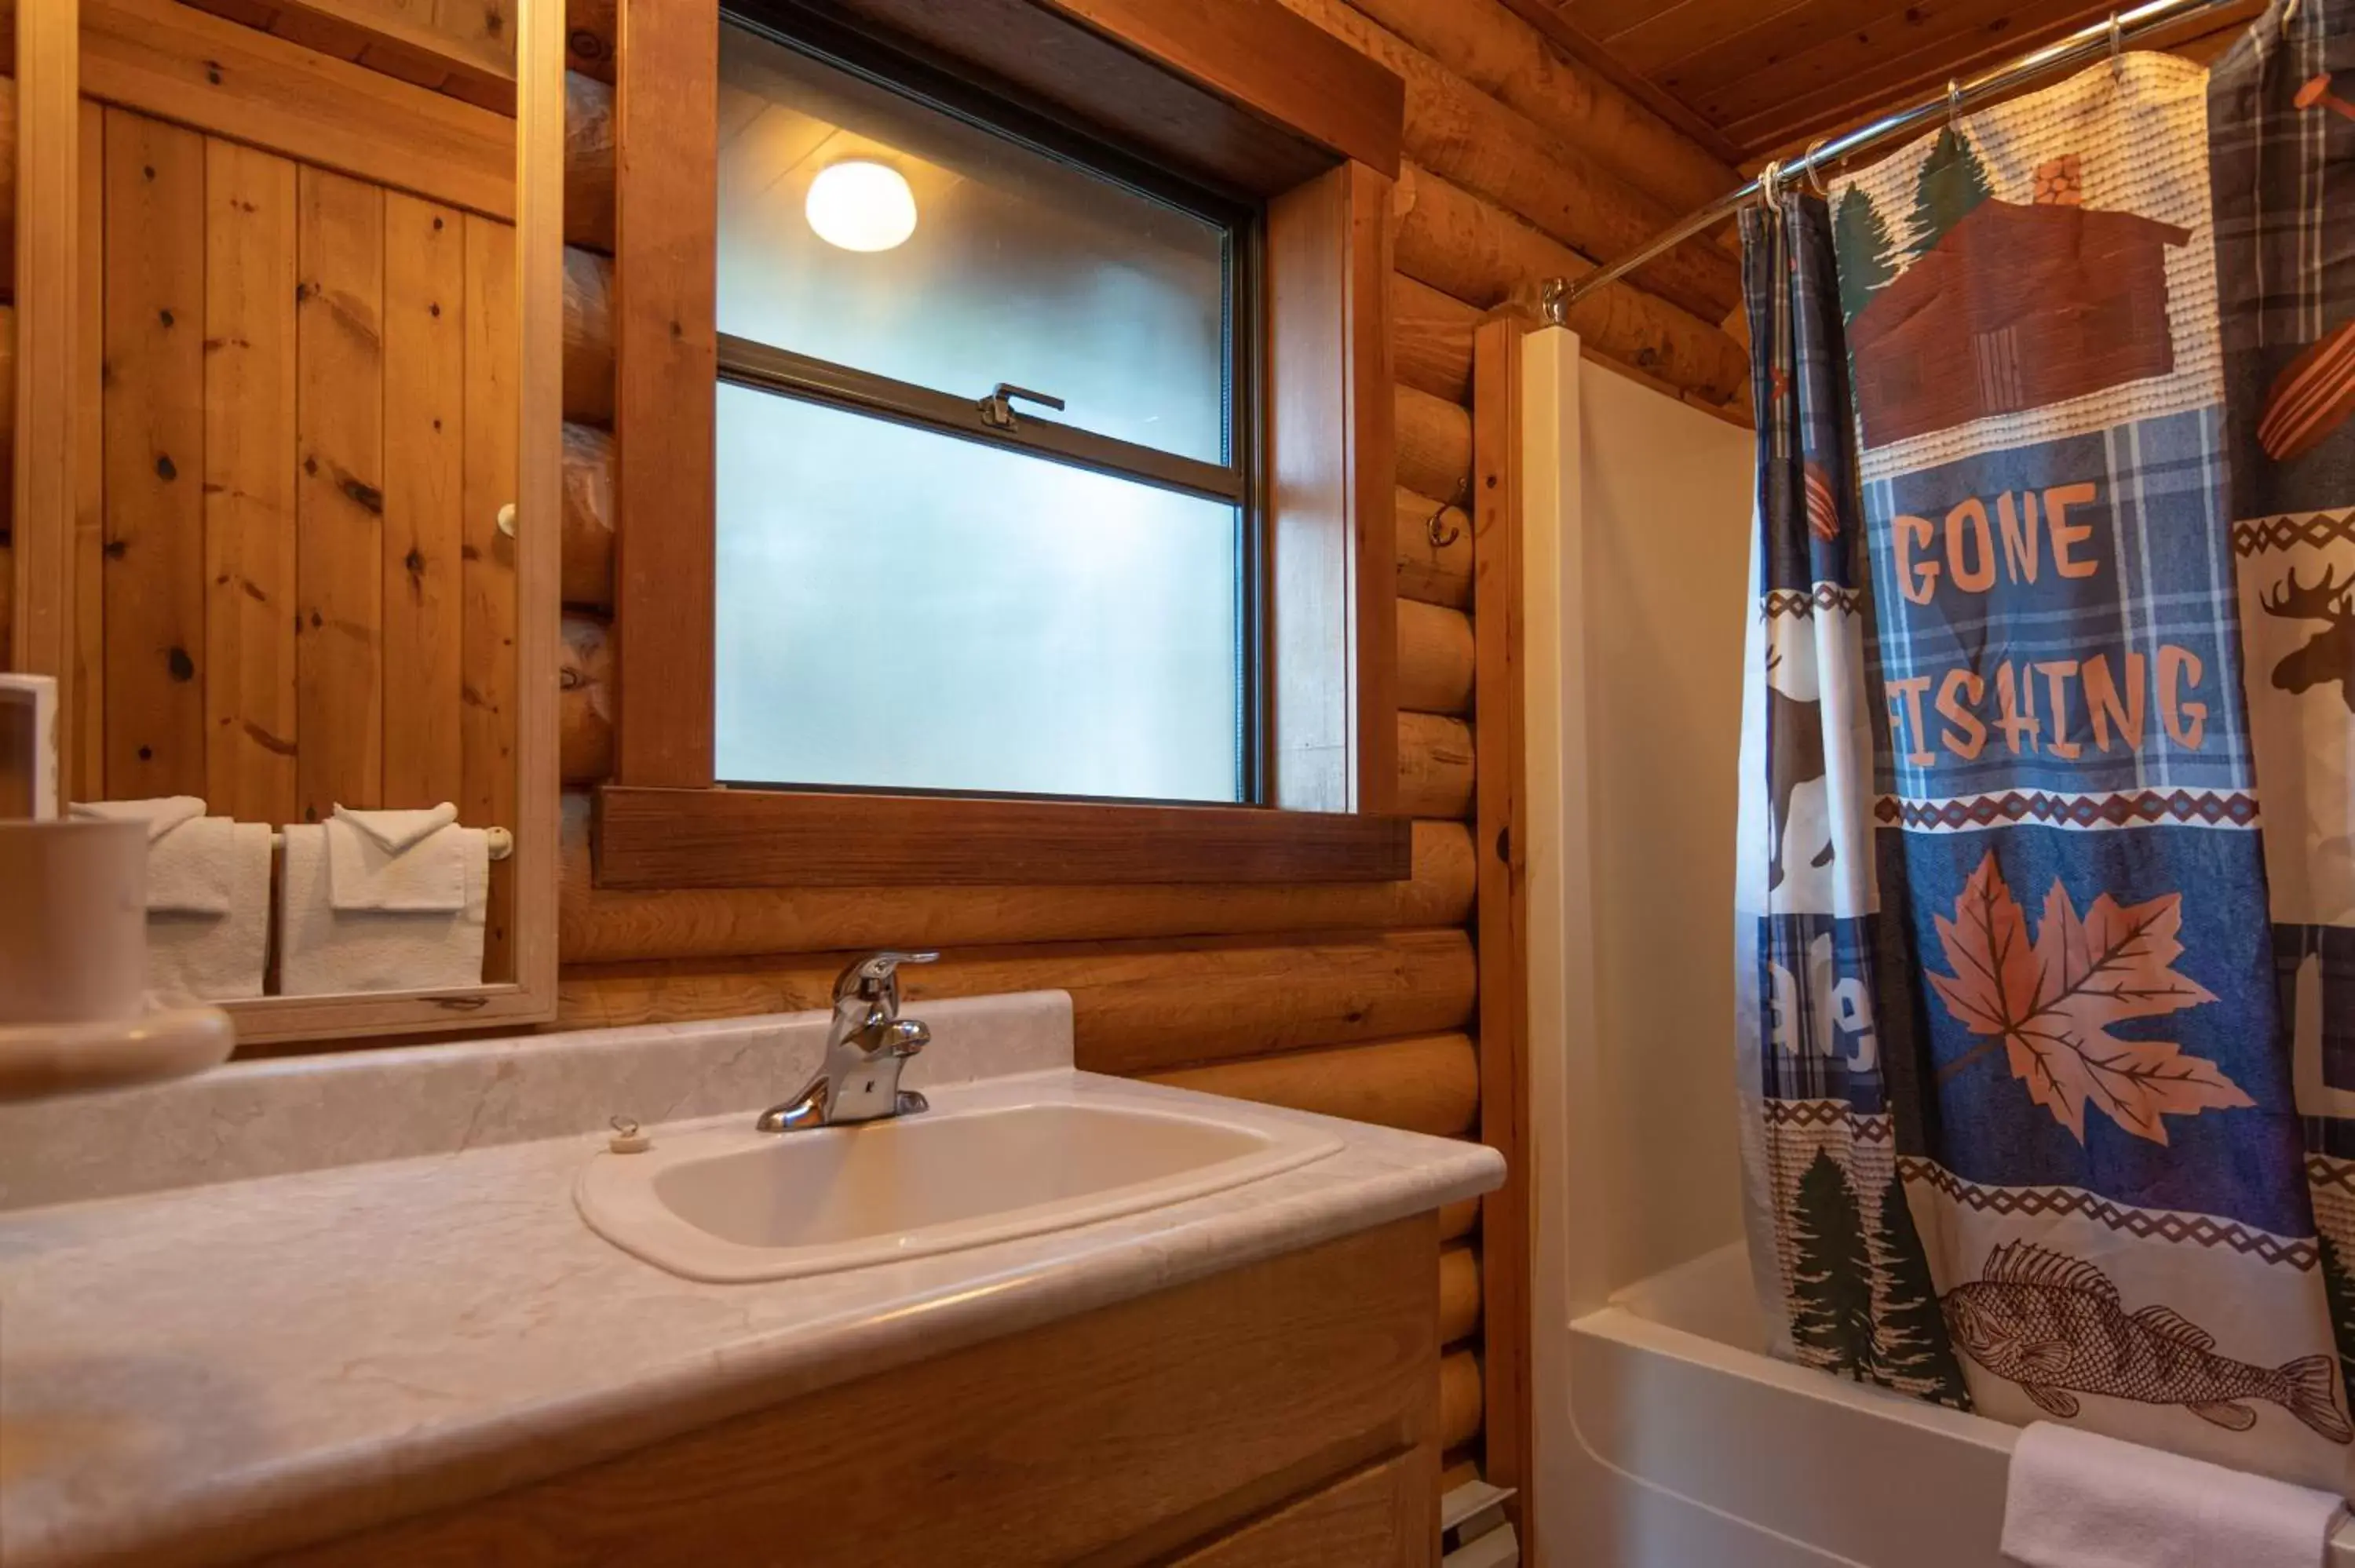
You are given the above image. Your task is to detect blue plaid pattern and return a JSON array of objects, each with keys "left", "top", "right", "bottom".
[{"left": 1863, "top": 407, "right": 2256, "bottom": 802}]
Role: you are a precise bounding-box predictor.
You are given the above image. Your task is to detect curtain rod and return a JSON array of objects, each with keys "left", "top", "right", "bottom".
[{"left": 1543, "top": 0, "right": 2244, "bottom": 320}]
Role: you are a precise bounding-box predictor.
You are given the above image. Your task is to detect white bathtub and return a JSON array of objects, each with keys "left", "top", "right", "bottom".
[{"left": 1551, "top": 1242, "right": 2355, "bottom": 1566}]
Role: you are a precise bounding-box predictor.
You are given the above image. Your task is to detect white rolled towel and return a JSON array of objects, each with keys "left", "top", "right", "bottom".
[
  {"left": 68, "top": 798, "right": 272, "bottom": 1001},
  {"left": 279, "top": 820, "right": 488, "bottom": 996},
  {"left": 70, "top": 797, "right": 232, "bottom": 913},
  {"left": 325, "top": 802, "right": 466, "bottom": 911},
  {"left": 2002, "top": 1421, "right": 2345, "bottom": 1568}
]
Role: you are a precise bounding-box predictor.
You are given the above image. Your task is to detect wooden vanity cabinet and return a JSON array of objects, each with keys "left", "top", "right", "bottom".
[{"left": 268, "top": 1216, "right": 1443, "bottom": 1567}]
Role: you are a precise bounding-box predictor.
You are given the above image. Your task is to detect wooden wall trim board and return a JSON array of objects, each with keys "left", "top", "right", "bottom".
[
  {"left": 12, "top": 0, "right": 76, "bottom": 687},
  {"left": 559, "top": 794, "right": 1477, "bottom": 962},
  {"left": 820, "top": 0, "right": 1401, "bottom": 197},
  {"left": 79, "top": 0, "right": 516, "bottom": 221},
  {"left": 1035, "top": 0, "right": 1404, "bottom": 176},
  {"left": 594, "top": 786, "right": 1415, "bottom": 889},
  {"left": 246, "top": 0, "right": 517, "bottom": 104},
  {"left": 556, "top": 929, "right": 1478, "bottom": 1076},
  {"left": 1267, "top": 159, "right": 1398, "bottom": 816},
  {"left": 501, "top": 0, "right": 565, "bottom": 1033},
  {"left": 1469, "top": 315, "right": 1532, "bottom": 1537},
  {"left": 608, "top": 0, "right": 714, "bottom": 788}
]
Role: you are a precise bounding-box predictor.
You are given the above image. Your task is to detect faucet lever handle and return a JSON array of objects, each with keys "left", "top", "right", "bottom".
[{"left": 832, "top": 950, "right": 940, "bottom": 1012}]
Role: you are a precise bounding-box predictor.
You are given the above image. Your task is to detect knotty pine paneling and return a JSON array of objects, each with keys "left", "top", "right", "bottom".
[
  {"left": 82, "top": 105, "right": 518, "bottom": 899},
  {"left": 381, "top": 190, "right": 467, "bottom": 808},
  {"left": 101, "top": 107, "right": 208, "bottom": 797},
  {"left": 293, "top": 163, "right": 386, "bottom": 819},
  {"left": 1527, "top": 0, "right": 2264, "bottom": 157},
  {"left": 203, "top": 137, "right": 301, "bottom": 826},
  {"left": 462, "top": 214, "right": 522, "bottom": 980}
]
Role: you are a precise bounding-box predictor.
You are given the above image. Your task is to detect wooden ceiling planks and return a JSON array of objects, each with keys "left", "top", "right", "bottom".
[{"left": 1507, "top": 0, "right": 2259, "bottom": 158}]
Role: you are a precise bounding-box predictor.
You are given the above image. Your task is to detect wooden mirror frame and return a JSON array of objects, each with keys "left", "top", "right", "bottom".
[
  {"left": 587, "top": 0, "right": 1414, "bottom": 892},
  {"left": 8, "top": 0, "right": 564, "bottom": 1044}
]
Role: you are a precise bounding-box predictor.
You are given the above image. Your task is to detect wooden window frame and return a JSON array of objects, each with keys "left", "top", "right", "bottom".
[{"left": 597, "top": 0, "right": 1408, "bottom": 890}]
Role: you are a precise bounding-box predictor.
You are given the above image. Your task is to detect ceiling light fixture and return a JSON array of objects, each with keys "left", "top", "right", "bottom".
[{"left": 805, "top": 159, "right": 918, "bottom": 252}]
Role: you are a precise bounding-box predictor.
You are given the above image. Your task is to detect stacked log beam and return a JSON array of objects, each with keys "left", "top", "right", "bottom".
[
  {"left": 1395, "top": 487, "right": 1471, "bottom": 610},
  {"left": 1272, "top": 0, "right": 1736, "bottom": 324},
  {"left": 1393, "top": 163, "right": 1748, "bottom": 409},
  {"left": 1395, "top": 382, "right": 1471, "bottom": 502},
  {"left": 1345, "top": 0, "right": 1735, "bottom": 216},
  {"left": 557, "top": 928, "right": 1479, "bottom": 1074},
  {"left": 564, "top": 70, "right": 614, "bottom": 255}
]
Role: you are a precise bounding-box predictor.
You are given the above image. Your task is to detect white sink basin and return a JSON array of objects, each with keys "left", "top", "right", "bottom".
[{"left": 575, "top": 1080, "right": 1343, "bottom": 1282}]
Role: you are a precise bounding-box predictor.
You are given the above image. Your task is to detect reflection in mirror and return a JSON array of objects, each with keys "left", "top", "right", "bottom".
[{"left": 57, "top": 0, "right": 535, "bottom": 1008}]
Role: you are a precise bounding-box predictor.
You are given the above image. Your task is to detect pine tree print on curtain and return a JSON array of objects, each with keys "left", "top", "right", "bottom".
[
  {"left": 1809, "top": 48, "right": 2350, "bottom": 1492},
  {"left": 1730, "top": 188, "right": 1967, "bottom": 1413},
  {"left": 2214, "top": 0, "right": 2355, "bottom": 1490}
]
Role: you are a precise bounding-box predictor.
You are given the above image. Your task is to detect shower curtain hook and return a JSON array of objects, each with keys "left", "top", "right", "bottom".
[
  {"left": 1759, "top": 157, "right": 1783, "bottom": 210},
  {"left": 1946, "top": 77, "right": 1964, "bottom": 132},
  {"left": 2109, "top": 12, "right": 2126, "bottom": 78},
  {"left": 1802, "top": 137, "right": 1832, "bottom": 195}
]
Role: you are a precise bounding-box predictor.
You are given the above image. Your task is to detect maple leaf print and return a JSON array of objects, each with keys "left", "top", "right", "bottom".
[{"left": 1926, "top": 851, "right": 2253, "bottom": 1145}]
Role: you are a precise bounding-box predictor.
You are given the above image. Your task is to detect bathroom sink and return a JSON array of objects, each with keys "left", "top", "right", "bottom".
[{"left": 574, "top": 1084, "right": 1344, "bottom": 1282}]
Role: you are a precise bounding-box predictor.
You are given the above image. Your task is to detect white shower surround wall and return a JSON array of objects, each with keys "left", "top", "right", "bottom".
[{"left": 1516, "top": 326, "right": 2355, "bottom": 1566}]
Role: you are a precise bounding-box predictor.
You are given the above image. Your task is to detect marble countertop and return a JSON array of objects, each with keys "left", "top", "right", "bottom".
[{"left": 0, "top": 1010, "right": 1501, "bottom": 1568}]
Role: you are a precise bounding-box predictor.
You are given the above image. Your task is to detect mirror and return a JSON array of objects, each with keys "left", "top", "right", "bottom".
[{"left": 8, "top": 0, "right": 561, "bottom": 1041}]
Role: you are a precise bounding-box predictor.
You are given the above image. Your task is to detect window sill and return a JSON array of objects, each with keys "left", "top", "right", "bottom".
[{"left": 592, "top": 786, "right": 1413, "bottom": 889}]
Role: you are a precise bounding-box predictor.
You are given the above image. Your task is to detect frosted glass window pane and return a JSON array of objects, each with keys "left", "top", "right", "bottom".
[
  {"left": 717, "top": 24, "right": 1229, "bottom": 464},
  {"left": 714, "top": 386, "right": 1242, "bottom": 801}
]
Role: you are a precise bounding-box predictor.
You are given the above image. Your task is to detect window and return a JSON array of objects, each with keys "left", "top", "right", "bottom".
[{"left": 712, "top": 13, "right": 1259, "bottom": 804}]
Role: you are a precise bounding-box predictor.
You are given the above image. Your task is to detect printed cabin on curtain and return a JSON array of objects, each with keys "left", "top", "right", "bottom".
[{"left": 1731, "top": 46, "right": 2353, "bottom": 1494}]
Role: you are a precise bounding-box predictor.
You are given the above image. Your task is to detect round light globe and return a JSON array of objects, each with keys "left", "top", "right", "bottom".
[{"left": 805, "top": 160, "right": 918, "bottom": 252}]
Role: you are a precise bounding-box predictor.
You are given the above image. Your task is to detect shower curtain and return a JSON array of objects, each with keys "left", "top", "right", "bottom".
[{"left": 1734, "top": 22, "right": 2355, "bottom": 1493}]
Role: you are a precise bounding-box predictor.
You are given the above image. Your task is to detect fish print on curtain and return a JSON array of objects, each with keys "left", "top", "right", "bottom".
[
  {"left": 1727, "top": 50, "right": 2353, "bottom": 1490},
  {"left": 2213, "top": 0, "right": 2355, "bottom": 1434},
  {"left": 1732, "top": 188, "right": 1974, "bottom": 1411}
]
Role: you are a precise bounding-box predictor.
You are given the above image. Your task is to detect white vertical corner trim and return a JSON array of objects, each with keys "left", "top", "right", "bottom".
[{"left": 1517, "top": 325, "right": 1593, "bottom": 1560}]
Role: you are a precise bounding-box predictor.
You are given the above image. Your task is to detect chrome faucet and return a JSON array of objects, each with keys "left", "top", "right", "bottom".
[{"left": 755, "top": 950, "right": 937, "bottom": 1133}]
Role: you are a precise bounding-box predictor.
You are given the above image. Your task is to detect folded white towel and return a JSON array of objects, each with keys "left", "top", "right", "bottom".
[
  {"left": 325, "top": 802, "right": 465, "bottom": 912},
  {"left": 279, "top": 822, "right": 487, "bottom": 995},
  {"left": 145, "top": 822, "right": 272, "bottom": 1004},
  {"left": 2003, "top": 1421, "right": 2344, "bottom": 1568},
  {"left": 70, "top": 797, "right": 234, "bottom": 914}
]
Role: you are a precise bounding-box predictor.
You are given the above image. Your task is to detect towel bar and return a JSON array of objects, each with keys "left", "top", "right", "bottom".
[{"left": 272, "top": 826, "right": 514, "bottom": 860}]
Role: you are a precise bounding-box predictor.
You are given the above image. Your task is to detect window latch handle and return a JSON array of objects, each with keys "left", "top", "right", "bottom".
[{"left": 979, "top": 382, "right": 1066, "bottom": 431}]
